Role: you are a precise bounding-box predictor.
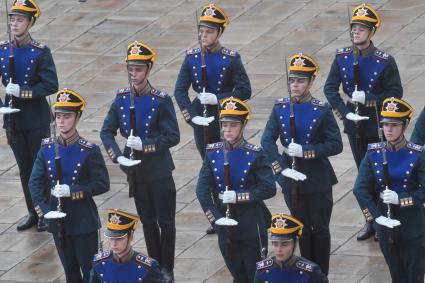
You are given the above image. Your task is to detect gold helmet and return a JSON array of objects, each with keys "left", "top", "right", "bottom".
[{"left": 219, "top": 97, "right": 252, "bottom": 125}]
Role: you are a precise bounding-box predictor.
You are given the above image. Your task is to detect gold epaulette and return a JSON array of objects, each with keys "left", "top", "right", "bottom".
[
  {"left": 30, "top": 40, "right": 45, "bottom": 49},
  {"left": 186, "top": 47, "right": 201, "bottom": 55},
  {"left": 150, "top": 89, "right": 167, "bottom": 99},
  {"left": 374, "top": 50, "right": 389, "bottom": 60},
  {"left": 256, "top": 258, "right": 273, "bottom": 270},
  {"left": 336, "top": 47, "right": 353, "bottom": 55},
  {"left": 221, "top": 48, "right": 238, "bottom": 57},
  {"left": 206, "top": 142, "right": 223, "bottom": 150},
  {"left": 78, "top": 138, "right": 94, "bottom": 149}
]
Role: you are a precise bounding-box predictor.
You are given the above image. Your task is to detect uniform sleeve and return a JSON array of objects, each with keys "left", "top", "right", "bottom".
[
  {"left": 217, "top": 55, "right": 252, "bottom": 101},
  {"left": 365, "top": 56, "right": 403, "bottom": 105},
  {"left": 323, "top": 57, "right": 350, "bottom": 119},
  {"left": 260, "top": 107, "right": 288, "bottom": 175},
  {"left": 309, "top": 266, "right": 329, "bottom": 283},
  {"left": 89, "top": 268, "right": 101, "bottom": 283},
  {"left": 100, "top": 100, "right": 123, "bottom": 162},
  {"left": 29, "top": 149, "right": 50, "bottom": 217},
  {"left": 141, "top": 95, "right": 180, "bottom": 154},
  {"left": 238, "top": 151, "right": 276, "bottom": 204},
  {"left": 144, "top": 260, "right": 166, "bottom": 283},
  {"left": 19, "top": 47, "right": 59, "bottom": 99},
  {"left": 353, "top": 154, "right": 381, "bottom": 221},
  {"left": 301, "top": 107, "right": 343, "bottom": 159},
  {"left": 69, "top": 146, "right": 110, "bottom": 201},
  {"left": 196, "top": 155, "right": 223, "bottom": 224},
  {"left": 174, "top": 56, "right": 197, "bottom": 123},
  {"left": 411, "top": 107, "right": 425, "bottom": 145},
  {"left": 397, "top": 152, "right": 425, "bottom": 208}
]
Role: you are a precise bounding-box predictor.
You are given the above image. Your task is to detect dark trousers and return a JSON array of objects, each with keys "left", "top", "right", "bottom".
[
  {"left": 8, "top": 127, "right": 50, "bottom": 215},
  {"left": 376, "top": 226, "right": 425, "bottom": 283},
  {"left": 53, "top": 231, "right": 98, "bottom": 283},
  {"left": 284, "top": 190, "right": 333, "bottom": 275},
  {"left": 134, "top": 176, "right": 176, "bottom": 271},
  {"left": 217, "top": 229, "right": 264, "bottom": 283},
  {"left": 347, "top": 133, "right": 379, "bottom": 169}
]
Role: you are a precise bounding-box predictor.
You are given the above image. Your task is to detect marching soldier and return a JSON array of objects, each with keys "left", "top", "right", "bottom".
[
  {"left": 324, "top": 3, "right": 403, "bottom": 241},
  {"left": 90, "top": 209, "right": 165, "bottom": 283},
  {"left": 0, "top": 0, "right": 58, "bottom": 231},
  {"left": 100, "top": 41, "right": 179, "bottom": 282},
  {"left": 196, "top": 97, "right": 276, "bottom": 283},
  {"left": 254, "top": 214, "right": 328, "bottom": 283},
  {"left": 29, "top": 89, "right": 110, "bottom": 282},
  {"left": 174, "top": 2, "right": 251, "bottom": 235},
  {"left": 261, "top": 53, "right": 342, "bottom": 275},
  {"left": 353, "top": 97, "right": 425, "bottom": 282},
  {"left": 411, "top": 106, "right": 425, "bottom": 145}
]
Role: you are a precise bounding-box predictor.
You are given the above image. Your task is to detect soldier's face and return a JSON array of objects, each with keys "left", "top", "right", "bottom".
[
  {"left": 222, "top": 121, "right": 243, "bottom": 143},
  {"left": 56, "top": 112, "right": 78, "bottom": 134},
  {"left": 109, "top": 235, "right": 131, "bottom": 255},
  {"left": 128, "top": 65, "right": 150, "bottom": 87},
  {"left": 272, "top": 240, "right": 294, "bottom": 262},
  {"left": 351, "top": 24, "right": 371, "bottom": 45},
  {"left": 383, "top": 122, "right": 404, "bottom": 143},
  {"left": 199, "top": 26, "right": 220, "bottom": 48},
  {"left": 289, "top": 77, "right": 313, "bottom": 99},
  {"left": 10, "top": 15, "right": 31, "bottom": 37}
]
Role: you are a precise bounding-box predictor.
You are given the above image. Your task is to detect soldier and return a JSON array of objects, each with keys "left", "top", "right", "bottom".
[
  {"left": 353, "top": 97, "right": 425, "bottom": 282},
  {"left": 254, "top": 214, "right": 329, "bottom": 283},
  {"left": 324, "top": 3, "right": 403, "bottom": 241},
  {"left": 196, "top": 97, "right": 276, "bottom": 283},
  {"left": 90, "top": 209, "right": 165, "bottom": 283},
  {"left": 174, "top": 2, "right": 251, "bottom": 235},
  {"left": 29, "top": 88, "right": 110, "bottom": 282},
  {"left": 411, "top": 106, "right": 425, "bottom": 145},
  {"left": 0, "top": 0, "right": 58, "bottom": 231},
  {"left": 100, "top": 41, "right": 179, "bottom": 282},
  {"left": 261, "top": 53, "right": 342, "bottom": 275}
]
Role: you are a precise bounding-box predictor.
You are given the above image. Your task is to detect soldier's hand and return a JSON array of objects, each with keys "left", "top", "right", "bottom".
[
  {"left": 126, "top": 135, "right": 143, "bottom": 151},
  {"left": 198, "top": 92, "right": 218, "bottom": 105},
  {"left": 6, "top": 83, "right": 20, "bottom": 98},
  {"left": 52, "top": 184, "right": 71, "bottom": 198},
  {"left": 345, "top": 112, "right": 369, "bottom": 122},
  {"left": 117, "top": 156, "right": 141, "bottom": 167},
  {"left": 192, "top": 116, "right": 215, "bottom": 126},
  {"left": 287, "top": 142, "right": 303, "bottom": 157},
  {"left": 281, "top": 168, "right": 307, "bottom": 181},
  {"left": 375, "top": 216, "right": 401, "bottom": 229},
  {"left": 382, "top": 189, "right": 400, "bottom": 205},
  {"left": 222, "top": 190, "right": 237, "bottom": 204},
  {"left": 351, "top": 90, "right": 366, "bottom": 104}
]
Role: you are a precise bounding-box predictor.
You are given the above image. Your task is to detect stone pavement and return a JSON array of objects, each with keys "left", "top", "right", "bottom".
[{"left": 0, "top": 0, "right": 424, "bottom": 282}]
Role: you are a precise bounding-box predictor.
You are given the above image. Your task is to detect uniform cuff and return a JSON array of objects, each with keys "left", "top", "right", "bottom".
[
  {"left": 71, "top": 191, "right": 84, "bottom": 200},
  {"left": 20, "top": 88, "right": 33, "bottom": 99},
  {"left": 35, "top": 202, "right": 49, "bottom": 218},
  {"left": 303, "top": 149, "right": 316, "bottom": 159},
  {"left": 106, "top": 147, "right": 117, "bottom": 163},
  {"left": 362, "top": 207, "right": 374, "bottom": 222},
  {"left": 236, "top": 192, "right": 250, "bottom": 203},
  {"left": 399, "top": 193, "right": 414, "bottom": 207},
  {"left": 271, "top": 160, "right": 282, "bottom": 175},
  {"left": 181, "top": 108, "right": 191, "bottom": 122},
  {"left": 143, "top": 143, "right": 156, "bottom": 153}
]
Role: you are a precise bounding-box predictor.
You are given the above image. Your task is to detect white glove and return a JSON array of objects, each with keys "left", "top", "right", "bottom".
[
  {"left": 222, "top": 190, "right": 237, "bottom": 204},
  {"left": 0, "top": 107, "right": 20, "bottom": 114},
  {"left": 52, "top": 184, "right": 71, "bottom": 198},
  {"left": 345, "top": 112, "right": 369, "bottom": 122},
  {"left": 352, "top": 89, "right": 366, "bottom": 105},
  {"left": 281, "top": 168, "right": 307, "bottom": 181},
  {"left": 287, "top": 142, "right": 303, "bottom": 158},
  {"left": 198, "top": 92, "right": 218, "bottom": 105},
  {"left": 382, "top": 189, "right": 400, "bottom": 205},
  {"left": 117, "top": 156, "right": 141, "bottom": 167},
  {"left": 6, "top": 83, "right": 20, "bottom": 98},
  {"left": 126, "top": 135, "right": 143, "bottom": 151},
  {"left": 375, "top": 216, "right": 401, "bottom": 229},
  {"left": 192, "top": 116, "right": 215, "bottom": 126},
  {"left": 44, "top": 210, "right": 66, "bottom": 219}
]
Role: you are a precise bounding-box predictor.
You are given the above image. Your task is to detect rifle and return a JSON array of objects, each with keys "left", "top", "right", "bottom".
[
  {"left": 48, "top": 93, "right": 66, "bottom": 250},
  {"left": 257, "top": 223, "right": 267, "bottom": 260},
  {"left": 285, "top": 57, "right": 299, "bottom": 209},
  {"left": 6, "top": 0, "right": 16, "bottom": 145},
  {"left": 348, "top": 6, "right": 362, "bottom": 157},
  {"left": 196, "top": 10, "right": 210, "bottom": 145},
  {"left": 374, "top": 105, "right": 395, "bottom": 245},
  {"left": 127, "top": 51, "right": 137, "bottom": 198}
]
